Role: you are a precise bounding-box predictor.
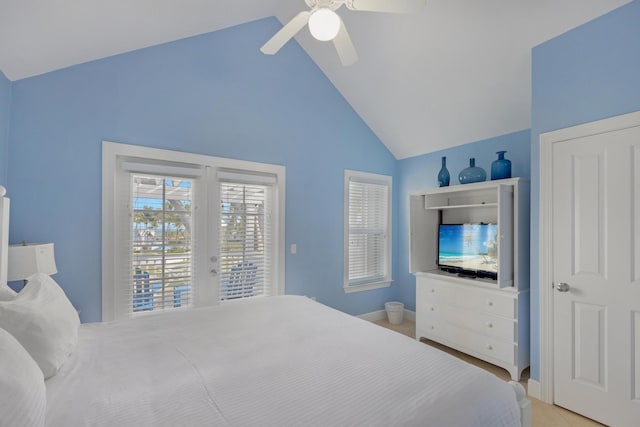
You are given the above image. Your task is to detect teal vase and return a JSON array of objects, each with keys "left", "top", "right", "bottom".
[
  {"left": 491, "top": 151, "right": 512, "bottom": 180},
  {"left": 437, "top": 156, "right": 450, "bottom": 187},
  {"left": 458, "top": 158, "right": 486, "bottom": 184}
]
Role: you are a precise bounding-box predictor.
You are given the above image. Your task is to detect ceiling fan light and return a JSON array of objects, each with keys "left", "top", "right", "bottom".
[{"left": 308, "top": 8, "right": 341, "bottom": 41}]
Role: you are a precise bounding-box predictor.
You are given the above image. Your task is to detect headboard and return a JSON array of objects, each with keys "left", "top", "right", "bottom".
[{"left": 0, "top": 185, "right": 9, "bottom": 287}]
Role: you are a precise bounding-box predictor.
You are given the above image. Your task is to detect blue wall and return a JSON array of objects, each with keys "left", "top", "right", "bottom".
[
  {"left": 0, "top": 70, "right": 10, "bottom": 187},
  {"left": 396, "top": 130, "right": 532, "bottom": 310},
  {"left": 7, "top": 18, "right": 398, "bottom": 322},
  {"left": 530, "top": 0, "right": 640, "bottom": 381}
]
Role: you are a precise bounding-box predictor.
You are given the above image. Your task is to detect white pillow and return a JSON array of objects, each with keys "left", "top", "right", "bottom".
[
  {"left": 0, "top": 272, "right": 80, "bottom": 379},
  {"left": 0, "top": 283, "right": 17, "bottom": 300},
  {"left": 0, "top": 327, "right": 46, "bottom": 427}
]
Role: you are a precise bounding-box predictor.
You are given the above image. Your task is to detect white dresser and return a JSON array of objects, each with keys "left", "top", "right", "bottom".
[{"left": 416, "top": 271, "right": 529, "bottom": 381}]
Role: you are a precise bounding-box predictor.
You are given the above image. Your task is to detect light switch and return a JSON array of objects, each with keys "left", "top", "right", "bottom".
[{"left": 291, "top": 243, "right": 297, "bottom": 254}]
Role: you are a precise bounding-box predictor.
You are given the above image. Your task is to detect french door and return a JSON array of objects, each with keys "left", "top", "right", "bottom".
[{"left": 102, "top": 142, "right": 285, "bottom": 321}]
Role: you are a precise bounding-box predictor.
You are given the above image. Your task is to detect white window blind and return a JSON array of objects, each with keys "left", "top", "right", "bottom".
[
  {"left": 345, "top": 171, "right": 391, "bottom": 291},
  {"left": 219, "top": 177, "right": 274, "bottom": 300},
  {"left": 129, "top": 174, "right": 194, "bottom": 314}
]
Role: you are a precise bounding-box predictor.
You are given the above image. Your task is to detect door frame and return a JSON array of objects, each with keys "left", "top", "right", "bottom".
[
  {"left": 102, "top": 141, "right": 286, "bottom": 321},
  {"left": 538, "top": 110, "right": 640, "bottom": 403}
]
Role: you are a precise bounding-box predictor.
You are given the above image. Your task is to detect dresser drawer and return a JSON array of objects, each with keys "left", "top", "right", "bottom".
[
  {"left": 418, "top": 278, "right": 516, "bottom": 318},
  {"left": 420, "top": 303, "right": 516, "bottom": 341},
  {"left": 420, "top": 318, "right": 516, "bottom": 366}
]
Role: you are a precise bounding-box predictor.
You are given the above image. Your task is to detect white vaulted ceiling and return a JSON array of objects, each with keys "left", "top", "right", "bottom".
[{"left": 0, "top": 0, "right": 630, "bottom": 159}]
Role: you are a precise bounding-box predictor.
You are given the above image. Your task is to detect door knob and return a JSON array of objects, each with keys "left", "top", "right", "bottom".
[{"left": 555, "top": 282, "right": 570, "bottom": 292}]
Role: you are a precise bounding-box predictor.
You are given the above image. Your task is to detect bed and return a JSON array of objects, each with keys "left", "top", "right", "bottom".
[{"left": 0, "top": 188, "right": 530, "bottom": 427}]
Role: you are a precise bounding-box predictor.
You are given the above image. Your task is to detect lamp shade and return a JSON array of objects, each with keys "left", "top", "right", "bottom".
[{"left": 7, "top": 243, "right": 57, "bottom": 281}]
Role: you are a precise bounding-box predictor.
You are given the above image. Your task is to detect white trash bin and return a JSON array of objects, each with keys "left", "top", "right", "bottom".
[{"left": 385, "top": 301, "right": 404, "bottom": 325}]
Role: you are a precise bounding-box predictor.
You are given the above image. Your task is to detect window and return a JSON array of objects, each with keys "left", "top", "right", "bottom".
[
  {"left": 344, "top": 170, "right": 392, "bottom": 293},
  {"left": 102, "top": 142, "right": 285, "bottom": 321},
  {"left": 218, "top": 174, "right": 276, "bottom": 300},
  {"left": 131, "top": 175, "right": 194, "bottom": 312}
]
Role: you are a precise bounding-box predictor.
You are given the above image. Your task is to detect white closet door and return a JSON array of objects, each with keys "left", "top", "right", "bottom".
[{"left": 552, "top": 123, "right": 640, "bottom": 427}]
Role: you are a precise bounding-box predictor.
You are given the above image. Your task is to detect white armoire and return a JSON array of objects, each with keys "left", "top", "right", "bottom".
[{"left": 410, "top": 178, "right": 530, "bottom": 381}]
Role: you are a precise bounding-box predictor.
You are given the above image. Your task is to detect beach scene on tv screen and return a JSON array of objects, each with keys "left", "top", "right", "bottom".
[{"left": 439, "top": 224, "right": 498, "bottom": 273}]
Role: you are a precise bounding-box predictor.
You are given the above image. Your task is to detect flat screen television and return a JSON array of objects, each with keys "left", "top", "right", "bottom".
[{"left": 438, "top": 223, "right": 498, "bottom": 279}]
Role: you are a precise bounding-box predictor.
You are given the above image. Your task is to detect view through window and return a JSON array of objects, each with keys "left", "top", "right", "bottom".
[
  {"left": 131, "top": 175, "right": 193, "bottom": 313},
  {"left": 219, "top": 181, "right": 272, "bottom": 300}
]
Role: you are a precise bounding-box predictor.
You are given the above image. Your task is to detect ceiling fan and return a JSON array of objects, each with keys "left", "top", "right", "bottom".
[{"left": 260, "top": 0, "right": 426, "bottom": 66}]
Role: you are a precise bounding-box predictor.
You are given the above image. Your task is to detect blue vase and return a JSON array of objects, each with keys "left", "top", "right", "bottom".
[
  {"left": 437, "top": 156, "right": 450, "bottom": 187},
  {"left": 458, "top": 158, "right": 486, "bottom": 184},
  {"left": 491, "top": 151, "right": 512, "bottom": 180}
]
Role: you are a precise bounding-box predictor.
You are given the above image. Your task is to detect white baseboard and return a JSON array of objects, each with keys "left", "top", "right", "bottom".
[
  {"left": 358, "top": 308, "right": 416, "bottom": 322},
  {"left": 527, "top": 379, "right": 541, "bottom": 400},
  {"left": 403, "top": 309, "right": 416, "bottom": 322},
  {"left": 358, "top": 309, "right": 386, "bottom": 321}
]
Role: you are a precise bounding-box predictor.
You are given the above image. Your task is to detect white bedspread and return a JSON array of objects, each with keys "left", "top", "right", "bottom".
[{"left": 45, "top": 296, "right": 521, "bottom": 426}]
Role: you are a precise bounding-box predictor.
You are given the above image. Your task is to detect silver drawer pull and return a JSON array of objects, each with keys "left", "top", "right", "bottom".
[
  {"left": 487, "top": 301, "right": 494, "bottom": 307},
  {"left": 430, "top": 307, "right": 435, "bottom": 311},
  {"left": 430, "top": 325, "right": 435, "bottom": 330},
  {"left": 486, "top": 322, "right": 493, "bottom": 328},
  {"left": 486, "top": 344, "right": 493, "bottom": 350},
  {"left": 431, "top": 288, "right": 436, "bottom": 293}
]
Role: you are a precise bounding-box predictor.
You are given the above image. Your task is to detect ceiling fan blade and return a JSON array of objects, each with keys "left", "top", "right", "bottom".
[
  {"left": 333, "top": 20, "right": 358, "bottom": 66},
  {"left": 260, "top": 11, "right": 311, "bottom": 55},
  {"left": 345, "top": 0, "right": 426, "bottom": 14}
]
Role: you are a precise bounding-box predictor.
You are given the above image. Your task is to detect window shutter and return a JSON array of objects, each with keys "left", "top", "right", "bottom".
[
  {"left": 347, "top": 177, "right": 390, "bottom": 286},
  {"left": 218, "top": 175, "right": 274, "bottom": 300}
]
